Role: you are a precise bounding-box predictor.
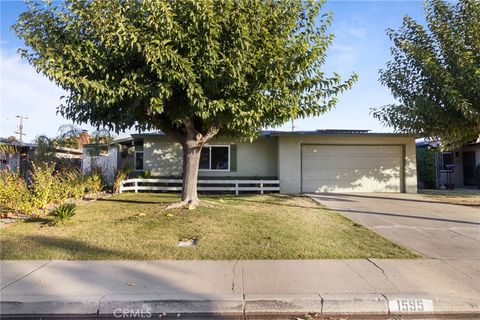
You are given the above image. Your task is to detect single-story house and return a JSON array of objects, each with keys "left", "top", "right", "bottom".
[
  {"left": 87, "top": 129, "right": 417, "bottom": 193},
  {"left": 1, "top": 138, "right": 83, "bottom": 175},
  {"left": 0, "top": 138, "right": 36, "bottom": 172},
  {"left": 416, "top": 139, "right": 480, "bottom": 188}
]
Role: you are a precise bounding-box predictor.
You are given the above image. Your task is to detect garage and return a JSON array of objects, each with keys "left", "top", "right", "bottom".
[{"left": 301, "top": 145, "right": 404, "bottom": 193}]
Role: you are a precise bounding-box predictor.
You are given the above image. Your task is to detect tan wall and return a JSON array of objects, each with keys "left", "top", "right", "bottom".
[
  {"left": 278, "top": 135, "right": 417, "bottom": 194},
  {"left": 143, "top": 136, "right": 278, "bottom": 177}
]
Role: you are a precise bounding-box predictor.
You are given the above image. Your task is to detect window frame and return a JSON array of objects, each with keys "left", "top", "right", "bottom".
[
  {"left": 198, "top": 145, "right": 230, "bottom": 172},
  {"left": 134, "top": 151, "right": 144, "bottom": 172},
  {"left": 440, "top": 151, "right": 454, "bottom": 172}
]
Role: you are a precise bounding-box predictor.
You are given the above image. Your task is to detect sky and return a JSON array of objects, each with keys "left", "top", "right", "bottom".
[{"left": 1, "top": 0, "right": 426, "bottom": 143}]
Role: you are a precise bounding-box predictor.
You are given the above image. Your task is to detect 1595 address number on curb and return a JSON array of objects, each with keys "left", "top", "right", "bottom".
[{"left": 389, "top": 299, "right": 433, "bottom": 312}]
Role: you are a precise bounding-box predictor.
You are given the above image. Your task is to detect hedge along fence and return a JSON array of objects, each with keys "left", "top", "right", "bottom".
[
  {"left": 416, "top": 148, "right": 437, "bottom": 189},
  {"left": 0, "top": 162, "right": 103, "bottom": 215}
]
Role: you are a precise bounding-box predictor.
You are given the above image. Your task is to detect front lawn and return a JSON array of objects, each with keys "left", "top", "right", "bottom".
[
  {"left": 419, "top": 189, "right": 480, "bottom": 206},
  {"left": 0, "top": 193, "right": 418, "bottom": 260}
]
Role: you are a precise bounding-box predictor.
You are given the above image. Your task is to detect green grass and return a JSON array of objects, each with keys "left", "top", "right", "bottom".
[{"left": 0, "top": 193, "right": 418, "bottom": 260}]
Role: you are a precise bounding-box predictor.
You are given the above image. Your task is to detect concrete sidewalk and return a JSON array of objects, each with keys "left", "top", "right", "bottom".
[{"left": 1, "top": 259, "right": 479, "bottom": 318}]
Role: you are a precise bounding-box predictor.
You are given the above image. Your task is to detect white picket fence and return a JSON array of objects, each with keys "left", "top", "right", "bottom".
[{"left": 119, "top": 178, "right": 280, "bottom": 195}]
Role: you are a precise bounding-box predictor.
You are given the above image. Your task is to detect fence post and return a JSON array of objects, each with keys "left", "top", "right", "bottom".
[
  {"left": 134, "top": 180, "right": 138, "bottom": 193},
  {"left": 235, "top": 181, "right": 239, "bottom": 195},
  {"left": 260, "top": 180, "right": 264, "bottom": 194}
]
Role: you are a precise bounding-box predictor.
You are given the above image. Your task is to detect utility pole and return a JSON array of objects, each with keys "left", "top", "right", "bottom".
[
  {"left": 15, "top": 115, "right": 28, "bottom": 144},
  {"left": 291, "top": 118, "right": 295, "bottom": 132}
]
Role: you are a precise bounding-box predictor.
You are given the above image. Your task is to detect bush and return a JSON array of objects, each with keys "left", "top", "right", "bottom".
[
  {"left": 0, "top": 169, "right": 35, "bottom": 214},
  {"left": 57, "top": 168, "right": 87, "bottom": 200},
  {"left": 30, "top": 162, "right": 57, "bottom": 210},
  {"left": 86, "top": 172, "right": 103, "bottom": 198},
  {"left": 114, "top": 165, "right": 131, "bottom": 194},
  {"left": 50, "top": 203, "right": 76, "bottom": 225},
  {"left": 139, "top": 169, "right": 152, "bottom": 179},
  {"left": 416, "top": 148, "right": 437, "bottom": 189}
]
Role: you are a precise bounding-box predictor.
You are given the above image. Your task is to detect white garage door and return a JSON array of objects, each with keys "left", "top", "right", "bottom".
[{"left": 301, "top": 145, "right": 404, "bottom": 193}]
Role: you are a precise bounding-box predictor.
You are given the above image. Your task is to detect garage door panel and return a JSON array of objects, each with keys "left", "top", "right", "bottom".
[
  {"left": 301, "top": 145, "right": 403, "bottom": 193},
  {"left": 302, "top": 158, "right": 402, "bottom": 169},
  {"left": 302, "top": 168, "right": 401, "bottom": 181},
  {"left": 302, "top": 145, "right": 402, "bottom": 156}
]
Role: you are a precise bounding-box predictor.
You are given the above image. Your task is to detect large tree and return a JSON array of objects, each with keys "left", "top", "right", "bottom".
[
  {"left": 373, "top": 0, "right": 480, "bottom": 149},
  {"left": 14, "top": 0, "right": 356, "bottom": 206}
]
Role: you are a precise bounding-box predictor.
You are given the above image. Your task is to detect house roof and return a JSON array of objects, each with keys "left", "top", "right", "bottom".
[
  {"left": 127, "top": 129, "right": 415, "bottom": 139},
  {"left": 264, "top": 129, "right": 415, "bottom": 137},
  {"left": 416, "top": 138, "right": 480, "bottom": 148},
  {"left": 0, "top": 138, "right": 36, "bottom": 148}
]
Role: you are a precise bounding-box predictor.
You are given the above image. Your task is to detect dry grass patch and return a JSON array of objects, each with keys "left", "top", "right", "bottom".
[{"left": 419, "top": 189, "right": 480, "bottom": 206}]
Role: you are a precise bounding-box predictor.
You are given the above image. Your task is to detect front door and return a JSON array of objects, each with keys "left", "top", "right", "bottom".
[{"left": 463, "top": 151, "right": 476, "bottom": 186}]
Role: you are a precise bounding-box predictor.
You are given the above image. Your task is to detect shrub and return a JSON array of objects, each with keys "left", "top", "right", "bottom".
[
  {"left": 57, "top": 168, "right": 87, "bottom": 200},
  {"left": 140, "top": 169, "right": 152, "bottom": 179},
  {"left": 86, "top": 172, "right": 103, "bottom": 198},
  {"left": 0, "top": 169, "right": 35, "bottom": 214},
  {"left": 30, "top": 162, "right": 57, "bottom": 210},
  {"left": 114, "top": 165, "right": 131, "bottom": 194},
  {"left": 416, "top": 148, "right": 437, "bottom": 189},
  {"left": 50, "top": 203, "right": 76, "bottom": 225}
]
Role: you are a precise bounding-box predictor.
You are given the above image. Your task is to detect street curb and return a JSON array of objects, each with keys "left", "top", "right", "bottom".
[
  {"left": 2, "top": 293, "right": 479, "bottom": 318},
  {"left": 0, "top": 295, "right": 100, "bottom": 315},
  {"left": 98, "top": 293, "right": 244, "bottom": 315}
]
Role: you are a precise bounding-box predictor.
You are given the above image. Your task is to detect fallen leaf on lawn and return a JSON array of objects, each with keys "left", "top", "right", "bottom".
[
  {"left": 166, "top": 213, "right": 174, "bottom": 217},
  {"left": 138, "top": 213, "right": 146, "bottom": 217},
  {"left": 219, "top": 199, "right": 225, "bottom": 203}
]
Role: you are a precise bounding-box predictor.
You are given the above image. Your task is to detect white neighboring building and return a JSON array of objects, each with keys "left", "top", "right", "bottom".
[{"left": 82, "top": 144, "right": 118, "bottom": 185}]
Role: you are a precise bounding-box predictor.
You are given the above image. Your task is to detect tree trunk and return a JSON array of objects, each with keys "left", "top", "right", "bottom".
[
  {"left": 164, "top": 119, "right": 218, "bottom": 210},
  {"left": 181, "top": 138, "right": 202, "bottom": 206}
]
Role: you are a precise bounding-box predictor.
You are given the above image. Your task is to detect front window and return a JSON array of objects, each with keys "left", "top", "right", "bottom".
[
  {"left": 199, "top": 146, "right": 229, "bottom": 171},
  {"left": 441, "top": 152, "right": 454, "bottom": 171},
  {"left": 134, "top": 151, "right": 144, "bottom": 171}
]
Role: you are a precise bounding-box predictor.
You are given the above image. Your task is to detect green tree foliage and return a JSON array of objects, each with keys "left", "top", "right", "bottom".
[
  {"left": 55, "top": 124, "right": 83, "bottom": 148},
  {"left": 90, "top": 129, "right": 114, "bottom": 145},
  {"left": 34, "top": 135, "right": 56, "bottom": 163},
  {"left": 372, "top": 0, "right": 480, "bottom": 149},
  {"left": 14, "top": 0, "right": 357, "bottom": 204}
]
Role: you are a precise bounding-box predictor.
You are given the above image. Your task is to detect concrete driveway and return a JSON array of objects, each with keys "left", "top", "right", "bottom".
[{"left": 309, "top": 193, "right": 480, "bottom": 259}]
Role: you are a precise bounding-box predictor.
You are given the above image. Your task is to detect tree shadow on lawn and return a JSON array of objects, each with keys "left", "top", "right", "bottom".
[
  {"left": 98, "top": 198, "right": 169, "bottom": 205},
  {"left": 227, "top": 194, "right": 326, "bottom": 210},
  {"left": 1, "top": 235, "right": 146, "bottom": 260},
  {"left": 24, "top": 217, "right": 52, "bottom": 225},
  {"left": 100, "top": 193, "right": 311, "bottom": 208}
]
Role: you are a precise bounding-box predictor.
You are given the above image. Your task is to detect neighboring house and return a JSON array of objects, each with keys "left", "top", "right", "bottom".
[
  {"left": 89, "top": 130, "right": 417, "bottom": 194},
  {"left": 0, "top": 138, "right": 83, "bottom": 173},
  {"left": 417, "top": 139, "right": 480, "bottom": 188},
  {"left": 54, "top": 146, "right": 83, "bottom": 160},
  {"left": 81, "top": 137, "right": 134, "bottom": 184},
  {"left": 0, "top": 138, "right": 36, "bottom": 172}
]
